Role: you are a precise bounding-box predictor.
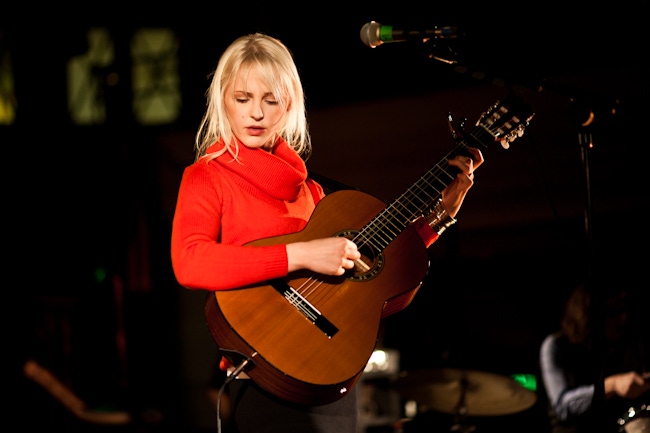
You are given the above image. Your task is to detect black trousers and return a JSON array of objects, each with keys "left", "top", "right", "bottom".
[{"left": 227, "top": 378, "right": 358, "bottom": 433}]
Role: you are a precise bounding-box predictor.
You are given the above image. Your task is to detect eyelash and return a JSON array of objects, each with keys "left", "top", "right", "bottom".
[{"left": 236, "top": 98, "right": 279, "bottom": 106}]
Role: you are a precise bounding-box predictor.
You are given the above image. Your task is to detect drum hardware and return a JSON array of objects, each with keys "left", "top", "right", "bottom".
[{"left": 618, "top": 404, "right": 649, "bottom": 433}]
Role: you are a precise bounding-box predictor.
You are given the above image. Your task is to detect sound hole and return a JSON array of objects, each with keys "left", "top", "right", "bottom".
[{"left": 335, "top": 230, "right": 384, "bottom": 282}]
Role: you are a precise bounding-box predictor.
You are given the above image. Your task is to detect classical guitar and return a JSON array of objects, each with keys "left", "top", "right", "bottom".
[{"left": 205, "top": 96, "right": 535, "bottom": 405}]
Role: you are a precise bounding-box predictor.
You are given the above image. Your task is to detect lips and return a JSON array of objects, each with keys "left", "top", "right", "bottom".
[{"left": 246, "top": 126, "right": 265, "bottom": 136}]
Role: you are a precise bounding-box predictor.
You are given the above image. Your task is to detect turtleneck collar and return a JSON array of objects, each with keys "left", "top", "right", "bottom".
[{"left": 208, "top": 138, "right": 308, "bottom": 202}]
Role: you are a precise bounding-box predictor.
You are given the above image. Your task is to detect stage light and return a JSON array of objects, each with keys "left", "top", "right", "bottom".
[{"left": 511, "top": 373, "right": 537, "bottom": 392}]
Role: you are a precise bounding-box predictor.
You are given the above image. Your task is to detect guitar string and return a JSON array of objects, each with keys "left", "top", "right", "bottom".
[
  {"left": 290, "top": 104, "right": 510, "bottom": 306},
  {"left": 354, "top": 105, "right": 510, "bottom": 252},
  {"left": 289, "top": 141, "right": 475, "bottom": 303},
  {"left": 289, "top": 142, "right": 467, "bottom": 307}
]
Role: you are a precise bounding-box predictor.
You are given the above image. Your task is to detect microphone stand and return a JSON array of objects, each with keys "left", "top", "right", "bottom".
[
  {"left": 373, "top": 32, "right": 620, "bottom": 280},
  {"left": 417, "top": 38, "right": 612, "bottom": 279},
  {"left": 578, "top": 127, "right": 594, "bottom": 279},
  {"left": 568, "top": 93, "right": 613, "bottom": 280}
]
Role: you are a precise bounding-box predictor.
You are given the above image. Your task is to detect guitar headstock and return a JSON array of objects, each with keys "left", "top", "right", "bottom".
[{"left": 475, "top": 96, "right": 535, "bottom": 150}]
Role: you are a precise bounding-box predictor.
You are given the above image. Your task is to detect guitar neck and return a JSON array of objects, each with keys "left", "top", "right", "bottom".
[{"left": 358, "top": 124, "right": 492, "bottom": 251}]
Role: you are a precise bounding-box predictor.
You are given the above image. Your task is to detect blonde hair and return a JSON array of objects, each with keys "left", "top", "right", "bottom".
[{"left": 194, "top": 33, "right": 311, "bottom": 162}]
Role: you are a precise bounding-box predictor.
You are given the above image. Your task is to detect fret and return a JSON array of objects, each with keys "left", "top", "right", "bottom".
[{"left": 357, "top": 97, "right": 534, "bottom": 252}]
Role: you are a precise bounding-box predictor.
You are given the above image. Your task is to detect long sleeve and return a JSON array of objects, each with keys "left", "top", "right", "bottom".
[
  {"left": 171, "top": 162, "right": 292, "bottom": 291},
  {"left": 540, "top": 333, "right": 596, "bottom": 421},
  {"left": 410, "top": 216, "right": 439, "bottom": 248}
]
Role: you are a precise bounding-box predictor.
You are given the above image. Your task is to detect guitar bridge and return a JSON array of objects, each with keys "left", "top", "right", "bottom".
[{"left": 270, "top": 280, "right": 339, "bottom": 338}]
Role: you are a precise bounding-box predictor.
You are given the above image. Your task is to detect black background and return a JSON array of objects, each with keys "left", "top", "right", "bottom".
[{"left": 4, "top": 2, "right": 649, "bottom": 431}]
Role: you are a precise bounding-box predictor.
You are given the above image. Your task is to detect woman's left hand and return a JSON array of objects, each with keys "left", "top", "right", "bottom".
[{"left": 442, "top": 147, "right": 484, "bottom": 218}]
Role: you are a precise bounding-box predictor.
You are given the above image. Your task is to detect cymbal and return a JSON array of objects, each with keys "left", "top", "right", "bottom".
[{"left": 393, "top": 368, "right": 537, "bottom": 416}]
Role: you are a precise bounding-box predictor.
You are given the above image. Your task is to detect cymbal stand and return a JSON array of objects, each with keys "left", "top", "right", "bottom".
[{"left": 450, "top": 377, "right": 476, "bottom": 433}]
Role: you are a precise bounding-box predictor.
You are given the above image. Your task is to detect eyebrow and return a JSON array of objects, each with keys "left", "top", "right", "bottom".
[{"left": 233, "top": 90, "right": 275, "bottom": 98}]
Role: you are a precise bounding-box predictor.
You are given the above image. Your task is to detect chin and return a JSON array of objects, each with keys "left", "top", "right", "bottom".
[{"left": 241, "top": 139, "right": 272, "bottom": 150}]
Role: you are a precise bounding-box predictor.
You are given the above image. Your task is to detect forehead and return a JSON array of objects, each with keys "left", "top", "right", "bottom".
[{"left": 231, "top": 65, "right": 270, "bottom": 91}]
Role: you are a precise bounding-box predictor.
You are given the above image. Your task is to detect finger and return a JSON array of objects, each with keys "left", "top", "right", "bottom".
[
  {"left": 468, "top": 148, "right": 485, "bottom": 168},
  {"left": 347, "top": 244, "right": 361, "bottom": 260},
  {"left": 447, "top": 157, "right": 464, "bottom": 171},
  {"left": 448, "top": 156, "right": 476, "bottom": 179},
  {"left": 461, "top": 156, "right": 474, "bottom": 177}
]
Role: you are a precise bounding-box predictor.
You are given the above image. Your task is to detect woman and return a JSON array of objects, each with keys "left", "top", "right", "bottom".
[
  {"left": 171, "top": 32, "right": 483, "bottom": 433},
  {"left": 540, "top": 270, "right": 650, "bottom": 433}
]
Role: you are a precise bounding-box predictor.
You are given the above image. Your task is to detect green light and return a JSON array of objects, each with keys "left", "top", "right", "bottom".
[
  {"left": 380, "top": 25, "right": 395, "bottom": 42},
  {"left": 511, "top": 373, "right": 537, "bottom": 392},
  {"left": 94, "top": 266, "right": 108, "bottom": 283}
]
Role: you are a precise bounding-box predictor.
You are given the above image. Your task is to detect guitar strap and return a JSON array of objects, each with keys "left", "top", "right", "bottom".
[{"left": 307, "top": 171, "right": 359, "bottom": 197}]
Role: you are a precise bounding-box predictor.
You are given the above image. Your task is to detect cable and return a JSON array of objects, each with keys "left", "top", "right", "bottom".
[{"left": 216, "top": 356, "right": 253, "bottom": 433}]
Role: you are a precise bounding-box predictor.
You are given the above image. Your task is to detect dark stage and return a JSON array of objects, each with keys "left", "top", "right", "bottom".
[{"left": 4, "top": 2, "right": 649, "bottom": 431}]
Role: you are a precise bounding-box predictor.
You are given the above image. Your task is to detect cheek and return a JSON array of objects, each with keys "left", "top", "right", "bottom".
[
  {"left": 224, "top": 99, "right": 236, "bottom": 117},
  {"left": 270, "top": 107, "right": 288, "bottom": 125},
  {"left": 225, "top": 104, "right": 246, "bottom": 127}
]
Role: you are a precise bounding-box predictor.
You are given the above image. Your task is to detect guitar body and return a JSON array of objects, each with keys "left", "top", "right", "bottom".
[{"left": 205, "top": 189, "right": 430, "bottom": 405}]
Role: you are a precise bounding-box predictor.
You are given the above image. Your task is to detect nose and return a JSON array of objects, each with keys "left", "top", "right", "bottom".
[{"left": 250, "top": 101, "right": 264, "bottom": 120}]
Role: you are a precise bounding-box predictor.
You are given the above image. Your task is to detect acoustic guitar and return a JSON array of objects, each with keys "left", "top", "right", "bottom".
[{"left": 205, "top": 96, "right": 535, "bottom": 405}]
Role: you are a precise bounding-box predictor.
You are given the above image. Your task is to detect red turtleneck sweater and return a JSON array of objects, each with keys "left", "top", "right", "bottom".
[
  {"left": 171, "top": 138, "right": 323, "bottom": 291},
  {"left": 171, "top": 139, "right": 438, "bottom": 372},
  {"left": 172, "top": 138, "right": 438, "bottom": 292}
]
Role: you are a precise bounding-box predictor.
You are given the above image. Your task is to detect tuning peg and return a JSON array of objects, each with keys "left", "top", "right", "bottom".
[
  {"left": 458, "top": 116, "right": 468, "bottom": 133},
  {"left": 446, "top": 112, "right": 469, "bottom": 146},
  {"left": 446, "top": 112, "right": 460, "bottom": 143},
  {"left": 446, "top": 112, "right": 457, "bottom": 138},
  {"left": 499, "top": 124, "right": 527, "bottom": 149}
]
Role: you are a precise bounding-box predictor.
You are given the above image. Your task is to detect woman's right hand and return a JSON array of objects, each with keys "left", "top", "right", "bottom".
[
  {"left": 605, "top": 371, "right": 650, "bottom": 400},
  {"left": 286, "top": 237, "right": 360, "bottom": 276}
]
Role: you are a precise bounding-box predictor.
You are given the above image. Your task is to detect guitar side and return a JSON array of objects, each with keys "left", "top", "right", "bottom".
[{"left": 205, "top": 189, "right": 430, "bottom": 405}]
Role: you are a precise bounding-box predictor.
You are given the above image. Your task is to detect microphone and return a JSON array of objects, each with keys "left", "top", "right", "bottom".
[{"left": 360, "top": 21, "right": 458, "bottom": 48}]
